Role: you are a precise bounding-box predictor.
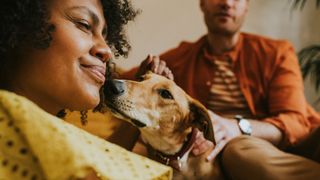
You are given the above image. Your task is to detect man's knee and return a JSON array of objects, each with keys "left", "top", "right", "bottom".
[
  {"left": 221, "top": 136, "right": 280, "bottom": 179},
  {"left": 220, "top": 136, "right": 320, "bottom": 180},
  {"left": 222, "top": 136, "right": 275, "bottom": 163}
]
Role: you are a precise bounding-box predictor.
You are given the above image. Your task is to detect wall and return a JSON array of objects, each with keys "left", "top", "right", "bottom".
[
  {"left": 115, "top": 0, "right": 320, "bottom": 109},
  {"left": 116, "top": 0, "right": 204, "bottom": 70}
]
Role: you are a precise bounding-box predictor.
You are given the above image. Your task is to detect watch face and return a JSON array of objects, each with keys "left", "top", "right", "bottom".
[{"left": 239, "top": 119, "right": 252, "bottom": 135}]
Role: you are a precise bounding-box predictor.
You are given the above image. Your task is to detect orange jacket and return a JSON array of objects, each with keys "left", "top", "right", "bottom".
[{"left": 123, "top": 33, "right": 320, "bottom": 146}]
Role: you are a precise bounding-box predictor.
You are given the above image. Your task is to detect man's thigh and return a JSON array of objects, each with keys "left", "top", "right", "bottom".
[{"left": 221, "top": 136, "right": 320, "bottom": 180}]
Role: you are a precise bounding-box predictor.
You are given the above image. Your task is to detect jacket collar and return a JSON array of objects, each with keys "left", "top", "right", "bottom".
[{"left": 203, "top": 33, "right": 243, "bottom": 64}]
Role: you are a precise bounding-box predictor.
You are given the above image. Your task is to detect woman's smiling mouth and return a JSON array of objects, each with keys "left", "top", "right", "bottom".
[{"left": 81, "top": 64, "right": 106, "bottom": 84}]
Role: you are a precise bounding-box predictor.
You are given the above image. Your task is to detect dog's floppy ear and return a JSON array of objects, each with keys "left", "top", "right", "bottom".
[{"left": 188, "top": 98, "right": 215, "bottom": 144}]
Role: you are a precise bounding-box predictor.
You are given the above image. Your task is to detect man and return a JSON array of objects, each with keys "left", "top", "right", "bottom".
[{"left": 123, "top": 0, "right": 320, "bottom": 179}]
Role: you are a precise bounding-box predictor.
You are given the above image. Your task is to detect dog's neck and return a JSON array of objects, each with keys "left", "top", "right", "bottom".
[{"left": 144, "top": 128, "right": 197, "bottom": 170}]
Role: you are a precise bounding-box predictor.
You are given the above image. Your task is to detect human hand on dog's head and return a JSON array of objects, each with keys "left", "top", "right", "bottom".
[{"left": 135, "top": 54, "right": 174, "bottom": 80}]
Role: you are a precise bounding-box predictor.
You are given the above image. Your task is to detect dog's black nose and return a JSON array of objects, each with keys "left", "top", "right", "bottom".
[{"left": 104, "top": 79, "right": 126, "bottom": 96}]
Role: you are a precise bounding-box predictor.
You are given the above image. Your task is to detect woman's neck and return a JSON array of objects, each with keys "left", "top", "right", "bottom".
[{"left": 8, "top": 84, "right": 61, "bottom": 116}]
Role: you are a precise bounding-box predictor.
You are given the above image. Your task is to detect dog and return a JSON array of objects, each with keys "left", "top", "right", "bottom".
[{"left": 104, "top": 72, "right": 223, "bottom": 179}]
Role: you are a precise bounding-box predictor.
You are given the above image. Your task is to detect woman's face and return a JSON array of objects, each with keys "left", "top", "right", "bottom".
[{"left": 12, "top": 0, "right": 112, "bottom": 114}]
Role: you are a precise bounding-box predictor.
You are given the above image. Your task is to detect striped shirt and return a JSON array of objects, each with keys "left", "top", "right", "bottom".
[{"left": 206, "top": 56, "right": 252, "bottom": 118}]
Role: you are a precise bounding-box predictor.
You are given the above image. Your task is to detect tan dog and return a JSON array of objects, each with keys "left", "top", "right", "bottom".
[{"left": 104, "top": 72, "right": 222, "bottom": 179}]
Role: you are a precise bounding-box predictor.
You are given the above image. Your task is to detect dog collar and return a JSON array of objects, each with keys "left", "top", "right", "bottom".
[{"left": 148, "top": 128, "right": 197, "bottom": 170}]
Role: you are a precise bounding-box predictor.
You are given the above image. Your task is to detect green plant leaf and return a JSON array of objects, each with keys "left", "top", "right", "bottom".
[
  {"left": 299, "top": 45, "right": 320, "bottom": 92},
  {"left": 292, "top": 0, "right": 320, "bottom": 9}
]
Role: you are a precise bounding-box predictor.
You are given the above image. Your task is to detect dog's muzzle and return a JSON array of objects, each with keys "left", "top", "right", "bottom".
[
  {"left": 103, "top": 79, "right": 147, "bottom": 128},
  {"left": 104, "top": 79, "right": 126, "bottom": 97}
]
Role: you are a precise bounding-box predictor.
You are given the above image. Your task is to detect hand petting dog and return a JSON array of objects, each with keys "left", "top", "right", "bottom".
[
  {"left": 136, "top": 54, "right": 243, "bottom": 162},
  {"left": 135, "top": 54, "right": 174, "bottom": 80}
]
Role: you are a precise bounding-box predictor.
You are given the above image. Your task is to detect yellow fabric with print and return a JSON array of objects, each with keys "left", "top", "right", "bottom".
[{"left": 0, "top": 90, "right": 172, "bottom": 180}]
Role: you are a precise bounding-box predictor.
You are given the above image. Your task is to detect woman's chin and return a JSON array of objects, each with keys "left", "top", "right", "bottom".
[
  {"left": 72, "top": 90, "right": 100, "bottom": 111},
  {"left": 86, "top": 95, "right": 100, "bottom": 109}
]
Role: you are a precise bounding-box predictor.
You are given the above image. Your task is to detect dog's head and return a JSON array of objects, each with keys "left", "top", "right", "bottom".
[{"left": 104, "top": 72, "right": 215, "bottom": 155}]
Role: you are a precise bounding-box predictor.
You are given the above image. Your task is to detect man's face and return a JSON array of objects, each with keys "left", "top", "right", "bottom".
[{"left": 200, "top": 0, "right": 248, "bottom": 36}]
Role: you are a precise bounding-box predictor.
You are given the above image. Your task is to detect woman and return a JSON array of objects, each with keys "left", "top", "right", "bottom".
[{"left": 0, "top": 0, "right": 172, "bottom": 179}]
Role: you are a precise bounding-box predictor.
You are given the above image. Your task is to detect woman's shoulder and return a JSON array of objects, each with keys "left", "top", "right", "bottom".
[{"left": 0, "top": 89, "right": 173, "bottom": 180}]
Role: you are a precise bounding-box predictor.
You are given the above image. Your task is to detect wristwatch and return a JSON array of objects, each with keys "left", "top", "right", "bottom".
[{"left": 234, "top": 115, "right": 252, "bottom": 136}]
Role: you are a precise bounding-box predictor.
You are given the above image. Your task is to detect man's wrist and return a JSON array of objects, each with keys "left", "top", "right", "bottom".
[{"left": 230, "top": 119, "right": 243, "bottom": 137}]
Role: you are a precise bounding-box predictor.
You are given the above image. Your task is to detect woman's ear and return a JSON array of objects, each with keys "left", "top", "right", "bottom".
[{"left": 188, "top": 98, "right": 215, "bottom": 144}]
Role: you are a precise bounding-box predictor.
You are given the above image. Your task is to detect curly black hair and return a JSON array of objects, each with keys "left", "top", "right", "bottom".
[
  {"left": 0, "top": 0, "right": 138, "bottom": 122},
  {"left": 0, "top": 0, "right": 137, "bottom": 56}
]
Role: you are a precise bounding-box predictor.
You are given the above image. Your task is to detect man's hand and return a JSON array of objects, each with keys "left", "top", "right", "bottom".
[
  {"left": 135, "top": 54, "right": 174, "bottom": 80},
  {"left": 192, "top": 111, "right": 242, "bottom": 161},
  {"left": 192, "top": 129, "right": 214, "bottom": 155},
  {"left": 206, "top": 111, "right": 242, "bottom": 161}
]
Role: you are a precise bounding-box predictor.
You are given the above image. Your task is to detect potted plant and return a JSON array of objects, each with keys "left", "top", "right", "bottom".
[{"left": 293, "top": 0, "right": 320, "bottom": 102}]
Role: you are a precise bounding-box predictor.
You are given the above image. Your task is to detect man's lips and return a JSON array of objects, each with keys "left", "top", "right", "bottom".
[
  {"left": 81, "top": 64, "right": 106, "bottom": 83},
  {"left": 215, "top": 12, "right": 232, "bottom": 18}
]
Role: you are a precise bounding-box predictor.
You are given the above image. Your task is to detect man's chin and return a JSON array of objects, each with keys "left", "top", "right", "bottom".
[{"left": 210, "top": 26, "right": 237, "bottom": 36}]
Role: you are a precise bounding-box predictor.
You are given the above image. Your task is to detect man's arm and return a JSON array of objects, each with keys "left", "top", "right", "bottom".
[
  {"left": 198, "top": 111, "right": 283, "bottom": 161},
  {"left": 262, "top": 42, "right": 311, "bottom": 146},
  {"left": 194, "top": 42, "right": 313, "bottom": 160}
]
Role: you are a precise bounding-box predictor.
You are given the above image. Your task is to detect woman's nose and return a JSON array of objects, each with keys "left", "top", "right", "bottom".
[{"left": 90, "top": 37, "right": 112, "bottom": 63}]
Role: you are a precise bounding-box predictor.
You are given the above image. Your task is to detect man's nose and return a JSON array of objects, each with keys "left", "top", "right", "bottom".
[
  {"left": 104, "top": 79, "right": 126, "bottom": 97},
  {"left": 218, "top": 0, "right": 233, "bottom": 9}
]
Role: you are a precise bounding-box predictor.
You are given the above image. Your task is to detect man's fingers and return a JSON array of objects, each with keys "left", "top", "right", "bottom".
[
  {"left": 193, "top": 140, "right": 214, "bottom": 155},
  {"left": 163, "top": 67, "right": 173, "bottom": 80},
  {"left": 192, "top": 131, "right": 213, "bottom": 156},
  {"left": 137, "top": 54, "right": 174, "bottom": 80},
  {"left": 151, "top": 56, "right": 160, "bottom": 72},
  {"left": 165, "top": 68, "right": 174, "bottom": 80},
  {"left": 157, "top": 60, "right": 166, "bottom": 74},
  {"left": 193, "top": 132, "right": 205, "bottom": 147},
  {"left": 206, "top": 140, "right": 227, "bottom": 162},
  {"left": 140, "top": 54, "right": 153, "bottom": 69},
  {"left": 135, "top": 54, "right": 153, "bottom": 79},
  {"left": 192, "top": 130, "right": 208, "bottom": 155}
]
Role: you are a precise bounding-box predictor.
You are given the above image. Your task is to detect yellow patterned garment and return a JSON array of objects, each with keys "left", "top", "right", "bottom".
[{"left": 0, "top": 90, "right": 172, "bottom": 180}]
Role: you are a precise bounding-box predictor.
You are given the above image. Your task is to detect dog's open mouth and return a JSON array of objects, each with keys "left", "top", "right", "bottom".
[{"left": 105, "top": 102, "right": 146, "bottom": 128}]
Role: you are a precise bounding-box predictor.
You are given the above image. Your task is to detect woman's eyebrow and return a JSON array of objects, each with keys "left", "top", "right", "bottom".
[{"left": 67, "top": 6, "right": 107, "bottom": 30}]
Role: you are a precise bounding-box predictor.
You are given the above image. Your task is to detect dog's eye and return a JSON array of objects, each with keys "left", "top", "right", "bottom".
[{"left": 158, "top": 89, "right": 174, "bottom": 99}]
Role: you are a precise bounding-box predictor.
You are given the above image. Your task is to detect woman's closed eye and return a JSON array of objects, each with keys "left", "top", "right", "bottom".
[{"left": 76, "top": 19, "right": 92, "bottom": 32}]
